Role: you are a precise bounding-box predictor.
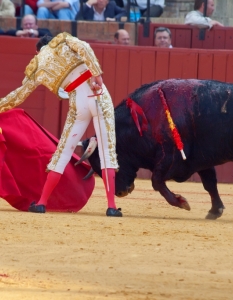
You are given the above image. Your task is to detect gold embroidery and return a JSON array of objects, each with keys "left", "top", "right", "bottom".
[
  {"left": 0, "top": 32, "right": 105, "bottom": 129},
  {"left": 66, "top": 37, "right": 103, "bottom": 77},
  {"left": 47, "top": 90, "right": 77, "bottom": 170},
  {"left": 25, "top": 56, "right": 38, "bottom": 79},
  {"left": 49, "top": 32, "right": 72, "bottom": 48},
  {"left": 97, "top": 85, "right": 118, "bottom": 169},
  {"left": 0, "top": 78, "right": 37, "bottom": 113}
]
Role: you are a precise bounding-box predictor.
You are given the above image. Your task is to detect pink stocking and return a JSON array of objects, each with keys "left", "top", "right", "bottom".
[
  {"left": 37, "top": 171, "right": 62, "bottom": 206},
  {"left": 102, "top": 168, "right": 116, "bottom": 209}
]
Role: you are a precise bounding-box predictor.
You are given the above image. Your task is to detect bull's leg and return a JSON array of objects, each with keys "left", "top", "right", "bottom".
[
  {"left": 198, "top": 168, "right": 225, "bottom": 219},
  {"left": 151, "top": 173, "right": 190, "bottom": 211}
]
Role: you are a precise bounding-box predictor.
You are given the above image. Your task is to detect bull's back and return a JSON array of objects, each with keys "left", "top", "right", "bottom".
[{"left": 138, "top": 79, "right": 233, "bottom": 165}]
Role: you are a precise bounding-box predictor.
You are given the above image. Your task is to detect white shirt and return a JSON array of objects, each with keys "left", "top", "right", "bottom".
[
  {"left": 185, "top": 10, "right": 212, "bottom": 29},
  {"left": 93, "top": 6, "right": 106, "bottom": 21}
]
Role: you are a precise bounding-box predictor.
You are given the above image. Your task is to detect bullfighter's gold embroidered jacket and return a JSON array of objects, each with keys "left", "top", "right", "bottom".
[{"left": 0, "top": 32, "right": 103, "bottom": 113}]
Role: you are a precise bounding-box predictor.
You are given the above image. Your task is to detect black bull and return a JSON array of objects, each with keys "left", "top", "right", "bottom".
[{"left": 81, "top": 79, "right": 233, "bottom": 219}]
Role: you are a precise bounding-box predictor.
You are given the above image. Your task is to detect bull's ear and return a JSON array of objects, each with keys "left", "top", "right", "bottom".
[{"left": 74, "top": 137, "right": 97, "bottom": 166}]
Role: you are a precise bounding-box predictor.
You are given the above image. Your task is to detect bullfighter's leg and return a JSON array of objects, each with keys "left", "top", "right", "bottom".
[
  {"left": 198, "top": 168, "right": 225, "bottom": 219},
  {"left": 90, "top": 84, "right": 121, "bottom": 217},
  {"left": 151, "top": 172, "right": 191, "bottom": 211}
]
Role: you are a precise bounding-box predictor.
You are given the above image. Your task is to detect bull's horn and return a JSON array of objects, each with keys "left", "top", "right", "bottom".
[
  {"left": 74, "top": 137, "right": 97, "bottom": 166},
  {"left": 83, "top": 168, "right": 95, "bottom": 180}
]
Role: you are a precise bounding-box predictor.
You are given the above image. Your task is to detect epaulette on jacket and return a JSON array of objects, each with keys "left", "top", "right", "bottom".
[
  {"left": 24, "top": 56, "right": 38, "bottom": 79},
  {"left": 49, "top": 32, "right": 72, "bottom": 48}
]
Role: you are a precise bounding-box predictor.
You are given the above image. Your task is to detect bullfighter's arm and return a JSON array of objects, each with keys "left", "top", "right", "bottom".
[
  {"left": 0, "top": 77, "right": 38, "bottom": 113},
  {"left": 66, "top": 37, "right": 103, "bottom": 77}
]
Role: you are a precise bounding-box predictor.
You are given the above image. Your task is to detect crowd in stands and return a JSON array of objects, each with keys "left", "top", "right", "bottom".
[
  {"left": 0, "top": 0, "right": 127, "bottom": 20},
  {"left": 0, "top": 0, "right": 165, "bottom": 21},
  {"left": 0, "top": 0, "right": 226, "bottom": 45}
]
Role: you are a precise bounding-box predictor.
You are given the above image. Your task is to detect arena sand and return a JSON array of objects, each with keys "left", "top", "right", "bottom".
[{"left": 0, "top": 177, "right": 233, "bottom": 300}]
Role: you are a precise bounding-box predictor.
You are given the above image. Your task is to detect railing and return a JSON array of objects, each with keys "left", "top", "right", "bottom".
[
  {"left": 1, "top": 36, "right": 233, "bottom": 181},
  {"left": 138, "top": 23, "right": 233, "bottom": 50}
]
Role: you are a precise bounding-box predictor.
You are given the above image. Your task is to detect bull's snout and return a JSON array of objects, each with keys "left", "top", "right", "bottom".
[{"left": 116, "top": 183, "right": 135, "bottom": 197}]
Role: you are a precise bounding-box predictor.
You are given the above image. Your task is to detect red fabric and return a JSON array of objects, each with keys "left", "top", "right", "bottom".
[
  {"left": 0, "top": 109, "right": 95, "bottom": 212},
  {"left": 64, "top": 70, "right": 92, "bottom": 93},
  {"left": 126, "top": 98, "right": 148, "bottom": 136}
]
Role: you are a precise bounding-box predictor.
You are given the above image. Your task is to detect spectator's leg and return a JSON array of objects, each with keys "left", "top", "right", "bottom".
[
  {"left": 55, "top": 8, "right": 75, "bottom": 20},
  {"left": 22, "top": 5, "right": 34, "bottom": 16},
  {"left": 37, "top": 7, "right": 55, "bottom": 19},
  {"left": 142, "top": 5, "right": 163, "bottom": 18}
]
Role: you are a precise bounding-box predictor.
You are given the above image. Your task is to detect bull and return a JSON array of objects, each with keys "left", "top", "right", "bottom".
[{"left": 78, "top": 79, "right": 233, "bottom": 219}]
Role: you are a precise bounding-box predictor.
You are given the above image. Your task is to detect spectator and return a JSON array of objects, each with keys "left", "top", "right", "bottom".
[
  {"left": 185, "top": 0, "right": 224, "bottom": 29},
  {"left": 0, "top": 0, "right": 15, "bottom": 17},
  {"left": 22, "top": 0, "right": 38, "bottom": 15},
  {"left": 76, "top": 0, "right": 127, "bottom": 22},
  {"left": 154, "top": 27, "right": 173, "bottom": 48},
  {"left": 37, "top": 0, "right": 79, "bottom": 20},
  {"left": 131, "top": 0, "right": 164, "bottom": 18},
  {"left": 4, "top": 14, "right": 52, "bottom": 38},
  {"left": 114, "top": 29, "right": 130, "bottom": 45}
]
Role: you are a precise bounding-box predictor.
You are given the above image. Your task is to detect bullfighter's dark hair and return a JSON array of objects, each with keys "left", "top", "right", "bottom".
[
  {"left": 194, "top": 0, "right": 206, "bottom": 10},
  {"left": 36, "top": 35, "right": 53, "bottom": 52},
  {"left": 154, "top": 27, "right": 172, "bottom": 38}
]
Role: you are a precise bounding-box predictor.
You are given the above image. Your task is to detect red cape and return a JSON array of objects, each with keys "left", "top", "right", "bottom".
[{"left": 0, "top": 109, "right": 95, "bottom": 212}]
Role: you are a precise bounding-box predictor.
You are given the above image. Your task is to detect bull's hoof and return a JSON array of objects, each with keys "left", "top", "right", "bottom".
[
  {"left": 205, "top": 207, "right": 224, "bottom": 220},
  {"left": 106, "top": 208, "right": 122, "bottom": 217},
  {"left": 175, "top": 194, "right": 191, "bottom": 211}
]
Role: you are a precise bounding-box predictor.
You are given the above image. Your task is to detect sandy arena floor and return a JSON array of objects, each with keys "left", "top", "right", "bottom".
[{"left": 0, "top": 177, "right": 233, "bottom": 300}]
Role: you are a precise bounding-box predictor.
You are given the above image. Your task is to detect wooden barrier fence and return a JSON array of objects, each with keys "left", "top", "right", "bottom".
[
  {"left": 138, "top": 23, "right": 233, "bottom": 49},
  {"left": 1, "top": 36, "right": 233, "bottom": 182}
]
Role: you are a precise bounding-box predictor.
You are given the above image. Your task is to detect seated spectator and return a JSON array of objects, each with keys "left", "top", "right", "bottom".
[
  {"left": 0, "top": 0, "right": 15, "bottom": 17},
  {"left": 76, "top": 0, "right": 127, "bottom": 22},
  {"left": 154, "top": 27, "right": 173, "bottom": 48},
  {"left": 22, "top": 0, "right": 38, "bottom": 15},
  {"left": 4, "top": 14, "right": 52, "bottom": 38},
  {"left": 114, "top": 29, "right": 130, "bottom": 45},
  {"left": 37, "top": 0, "right": 79, "bottom": 20},
  {"left": 185, "top": 0, "right": 224, "bottom": 29},
  {"left": 130, "top": 0, "right": 164, "bottom": 18}
]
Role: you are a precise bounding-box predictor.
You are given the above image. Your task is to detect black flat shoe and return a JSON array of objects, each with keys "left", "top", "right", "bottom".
[
  {"left": 28, "top": 202, "right": 46, "bottom": 213},
  {"left": 106, "top": 208, "right": 122, "bottom": 217}
]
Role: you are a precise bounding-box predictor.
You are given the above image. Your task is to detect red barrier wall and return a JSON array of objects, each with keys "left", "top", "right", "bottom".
[
  {"left": 138, "top": 23, "right": 233, "bottom": 50},
  {"left": 1, "top": 36, "right": 233, "bottom": 182}
]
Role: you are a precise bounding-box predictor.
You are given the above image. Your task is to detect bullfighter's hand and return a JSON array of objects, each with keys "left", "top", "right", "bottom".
[{"left": 90, "top": 75, "right": 103, "bottom": 92}]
